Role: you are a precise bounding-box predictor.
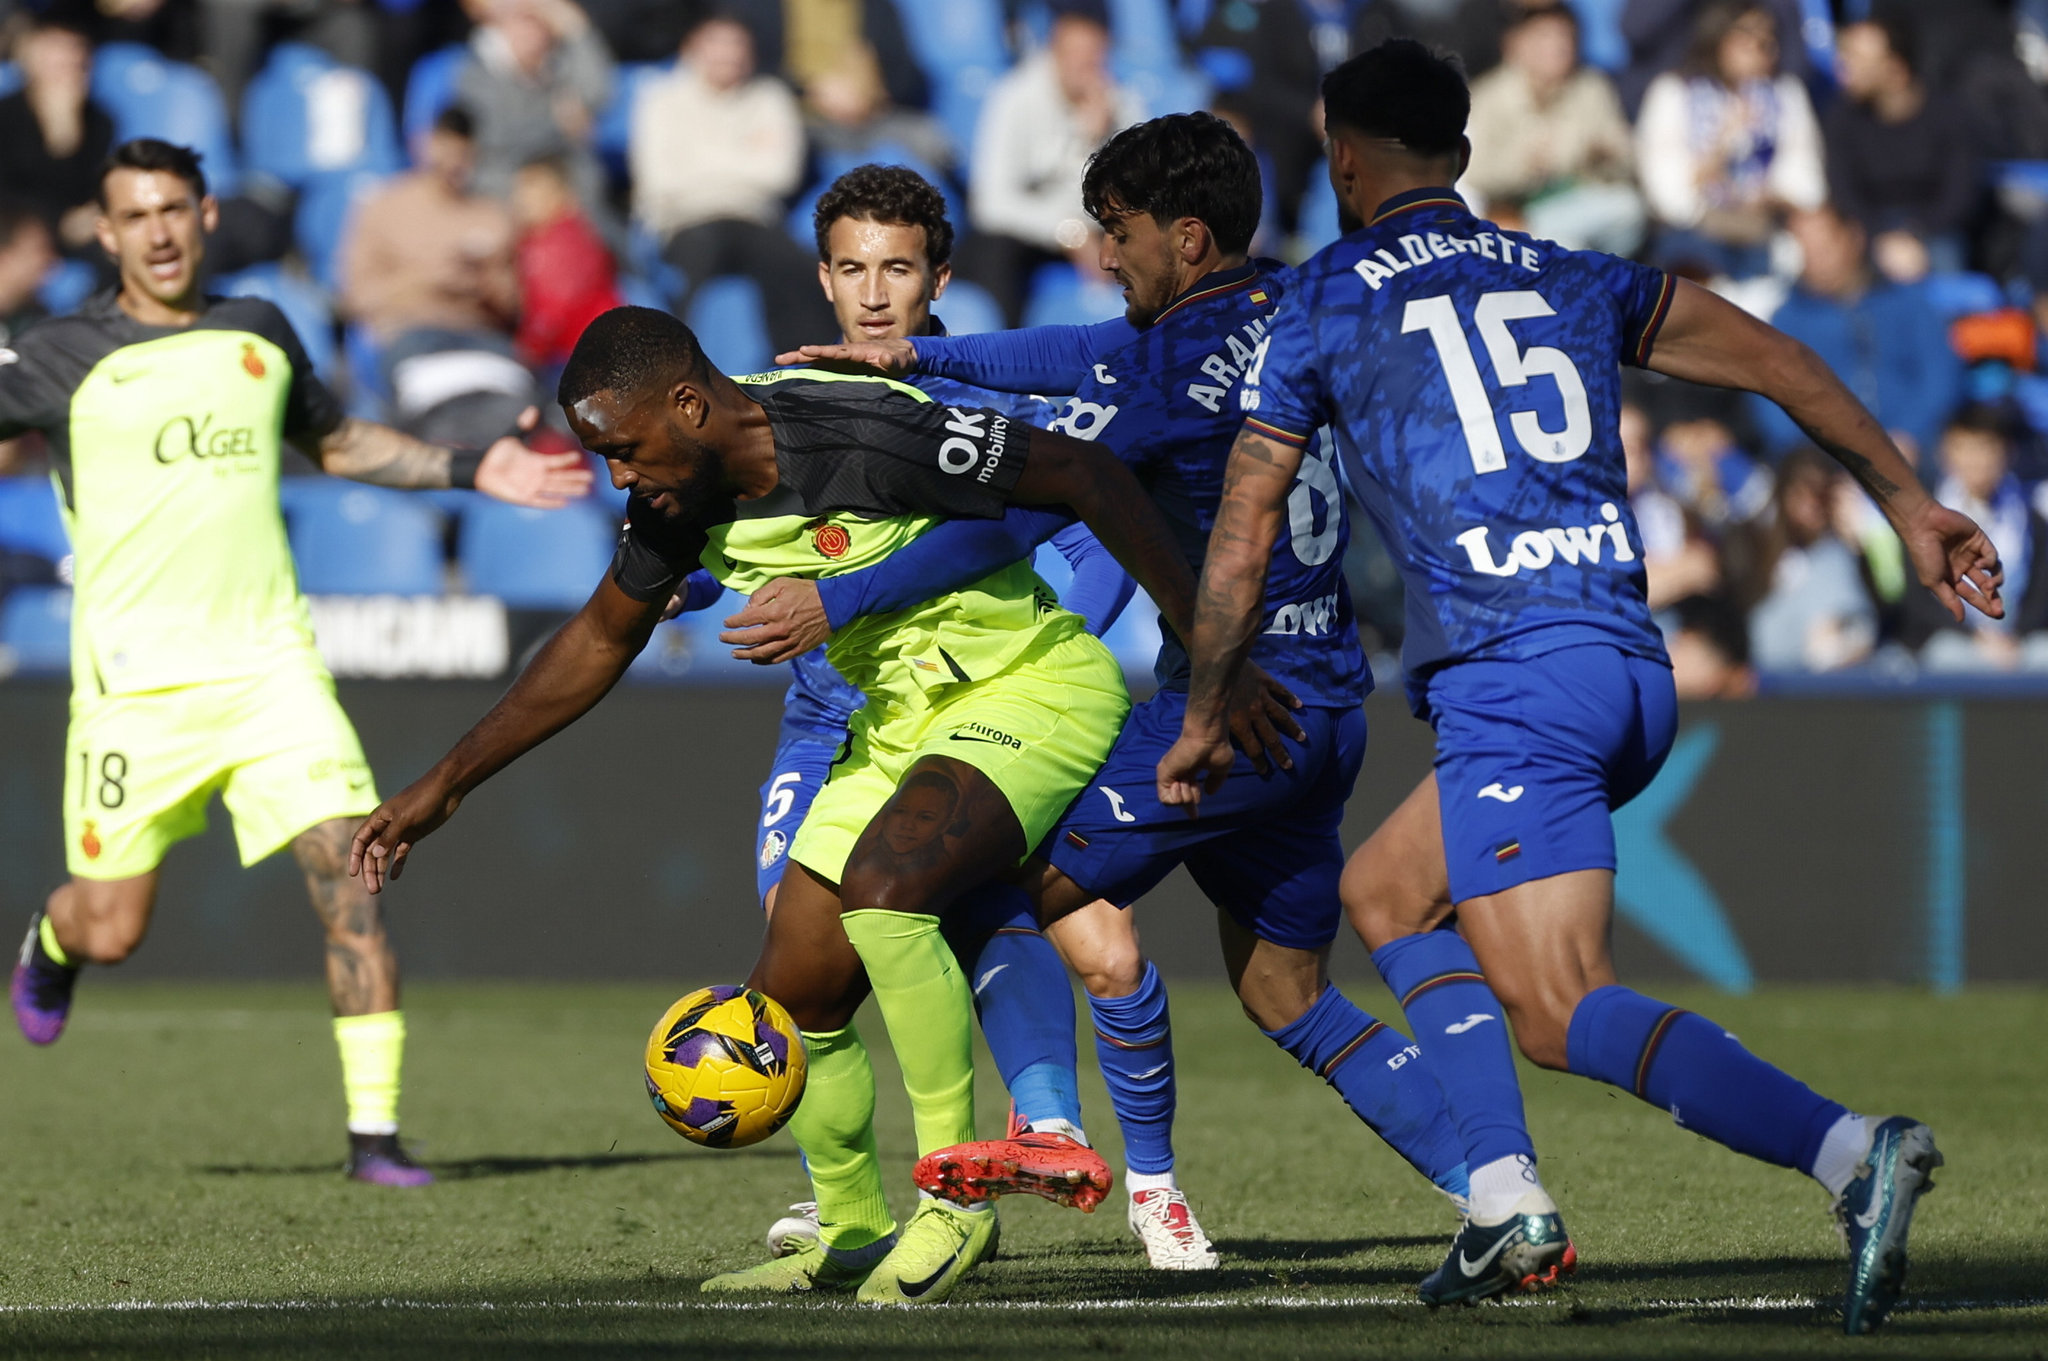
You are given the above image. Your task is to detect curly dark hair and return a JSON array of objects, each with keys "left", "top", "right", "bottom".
[
  {"left": 1080, "top": 112, "right": 1261, "bottom": 256},
  {"left": 812, "top": 164, "right": 955, "bottom": 268},
  {"left": 1322, "top": 39, "right": 1469, "bottom": 157}
]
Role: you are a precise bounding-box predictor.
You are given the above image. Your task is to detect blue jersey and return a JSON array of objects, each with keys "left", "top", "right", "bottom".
[
  {"left": 1047, "top": 261, "right": 1369, "bottom": 708},
  {"left": 782, "top": 353, "right": 1072, "bottom": 735},
  {"left": 1242, "top": 191, "right": 1673, "bottom": 701}
]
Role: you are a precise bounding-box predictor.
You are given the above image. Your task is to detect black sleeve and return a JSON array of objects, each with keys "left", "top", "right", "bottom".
[
  {"left": 607, "top": 493, "right": 711, "bottom": 602},
  {"left": 234, "top": 298, "right": 345, "bottom": 445},
  {"left": 770, "top": 387, "right": 1028, "bottom": 521},
  {"left": 0, "top": 334, "right": 72, "bottom": 441}
]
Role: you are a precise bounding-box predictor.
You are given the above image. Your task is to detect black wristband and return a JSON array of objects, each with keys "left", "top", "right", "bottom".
[{"left": 449, "top": 448, "right": 485, "bottom": 490}]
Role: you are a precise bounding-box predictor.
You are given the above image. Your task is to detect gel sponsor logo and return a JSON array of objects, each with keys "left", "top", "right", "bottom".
[
  {"left": 936, "top": 407, "right": 1013, "bottom": 484},
  {"left": 1263, "top": 591, "right": 1339, "bottom": 637},
  {"left": 153, "top": 413, "right": 261, "bottom": 465},
  {"left": 1454, "top": 502, "right": 1637, "bottom": 578}
]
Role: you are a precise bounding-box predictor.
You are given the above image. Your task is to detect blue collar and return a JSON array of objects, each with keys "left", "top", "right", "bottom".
[
  {"left": 1368, "top": 187, "right": 1471, "bottom": 228},
  {"left": 1153, "top": 260, "right": 1268, "bottom": 326}
]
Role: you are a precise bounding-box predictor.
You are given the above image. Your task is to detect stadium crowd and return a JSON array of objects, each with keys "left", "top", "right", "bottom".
[{"left": 4, "top": 0, "right": 2048, "bottom": 691}]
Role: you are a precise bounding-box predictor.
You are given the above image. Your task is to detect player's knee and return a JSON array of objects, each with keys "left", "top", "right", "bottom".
[
  {"left": 312, "top": 876, "right": 385, "bottom": 943},
  {"left": 1073, "top": 936, "right": 1145, "bottom": 999},
  {"left": 835, "top": 866, "right": 925, "bottom": 917},
  {"left": 1236, "top": 976, "right": 1318, "bottom": 1032}
]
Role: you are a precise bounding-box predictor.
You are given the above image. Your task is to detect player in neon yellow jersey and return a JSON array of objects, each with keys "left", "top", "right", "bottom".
[
  {"left": 349, "top": 305, "right": 1298, "bottom": 1301},
  {"left": 2, "top": 139, "right": 591, "bottom": 1185}
]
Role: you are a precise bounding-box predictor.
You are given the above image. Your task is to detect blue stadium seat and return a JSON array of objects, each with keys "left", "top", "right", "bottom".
[
  {"left": 91, "top": 43, "right": 240, "bottom": 195},
  {"left": 36, "top": 259, "right": 97, "bottom": 317},
  {"left": 242, "top": 42, "right": 403, "bottom": 190},
  {"left": 1023, "top": 263, "right": 1128, "bottom": 328},
  {"left": 0, "top": 586, "right": 71, "bottom": 675},
  {"left": 1565, "top": 0, "right": 1628, "bottom": 71},
  {"left": 401, "top": 44, "right": 468, "bottom": 154},
  {"left": 934, "top": 279, "right": 1005, "bottom": 336},
  {"left": 594, "top": 60, "right": 674, "bottom": 182},
  {"left": 0, "top": 476, "right": 70, "bottom": 564},
  {"left": 294, "top": 167, "right": 391, "bottom": 291},
  {"left": 1108, "top": 0, "right": 1209, "bottom": 115},
  {"left": 458, "top": 500, "right": 615, "bottom": 609},
  {"left": 688, "top": 277, "right": 773, "bottom": 375},
  {"left": 1295, "top": 159, "right": 1341, "bottom": 255},
  {"left": 2014, "top": 373, "right": 2048, "bottom": 436},
  {"left": 0, "top": 62, "right": 18, "bottom": 97},
  {"left": 888, "top": 0, "right": 1011, "bottom": 159},
  {"left": 1922, "top": 271, "right": 2007, "bottom": 321},
  {"left": 286, "top": 482, "right": 447, "bottom": 595},
  {"left": 215, "top": 263, "right": 338, "bottom": 379}
]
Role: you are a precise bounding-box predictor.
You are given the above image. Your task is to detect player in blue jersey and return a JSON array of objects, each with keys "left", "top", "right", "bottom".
[
  {"left": 780, "top": 115, "right": 1474, "bottom": 1262},
  {"left": 669, "top": 166, "right": 1136, "bottom": 1259},
  {"left": 1163, "top": 42, "right": 2002, "bottom": 1331}
]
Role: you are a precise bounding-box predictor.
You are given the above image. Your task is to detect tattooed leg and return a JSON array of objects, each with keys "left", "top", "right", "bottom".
[{"left": 294, "top": 818, "right": 400, "bottom": 1017}]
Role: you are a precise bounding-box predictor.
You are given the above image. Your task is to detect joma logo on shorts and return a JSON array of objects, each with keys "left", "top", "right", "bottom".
[{"left": 1455, "top": 502, "right": 1638, "bottom": 578}]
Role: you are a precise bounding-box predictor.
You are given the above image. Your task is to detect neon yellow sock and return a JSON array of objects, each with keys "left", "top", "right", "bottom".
[
  {"left": 333, "top": 1011, "right": 405, "bottom": 1135},
  {"left": 786, "top": 1024, "right": 895, "bottom": 1253},
  {"left": 839, "top": 909, "right": 976, "bottom": 1154},
  {"left": 38, "top": 914, "right": 72, "bottom": 968}
]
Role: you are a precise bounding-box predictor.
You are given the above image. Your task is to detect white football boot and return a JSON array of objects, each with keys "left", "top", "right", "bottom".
[
  {"left": 764, "top": 1201, "right": 821, "bottom": 1258},
  {"left": 1128, "top": 1187, "right": 1220, "bottom": 1270}
]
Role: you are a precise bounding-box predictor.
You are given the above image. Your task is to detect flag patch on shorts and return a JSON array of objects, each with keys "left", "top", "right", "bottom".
[
  {"left": 1494, "top": 840, "right": 1521, "bottom": 863},
  {"left": 1064, "top": 831, "right": 1091, "bottom": 850}
]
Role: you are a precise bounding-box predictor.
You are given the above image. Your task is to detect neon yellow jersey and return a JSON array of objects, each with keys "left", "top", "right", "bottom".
[
  {"left": 611, "top": 369, "right": 1084, "bottom": 707},
  {"left": 0, "top": 293, "right": 344, "bottom": 695}
]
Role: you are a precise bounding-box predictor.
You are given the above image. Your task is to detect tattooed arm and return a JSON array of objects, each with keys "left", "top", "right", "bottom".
[
  {"left": 1647, "top": 279, "right": 2003, "bottom": 622},
  {"left": 312, "top": 413, "right": 594, "bottom": 508},
  {"left": 1157, "top": 426, "right": 1301, "bottom": 810}
]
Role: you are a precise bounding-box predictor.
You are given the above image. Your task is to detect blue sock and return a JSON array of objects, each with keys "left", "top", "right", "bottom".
[
  {"left": 1088, "top": 961, "right": 1175, "bottom": 1174},
  {"left": 942, "top": 884, "right": 1082, "bottom": 1130},
  {"left": 1566, "top": 984, "right": 1847, "bottom": 1173},
  {"left": 1264, "top": 986, "right": 1470, "bottom": 1198},
  {"left": 1371, "top": 929, "right": 1534, "bottom": 1169}
]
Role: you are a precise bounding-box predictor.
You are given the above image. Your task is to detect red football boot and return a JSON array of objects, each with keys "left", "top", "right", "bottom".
[{"left": 914, "top": 1132, "right": 1113, "bottom": 1212}]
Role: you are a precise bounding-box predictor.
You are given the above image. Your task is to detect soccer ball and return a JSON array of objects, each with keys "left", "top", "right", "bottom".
[{"left": 644, "top": 985, "right": 806, "bottom": 1148}]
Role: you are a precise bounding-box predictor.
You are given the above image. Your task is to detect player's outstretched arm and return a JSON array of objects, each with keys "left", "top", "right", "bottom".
[
  {"left": 1157, "top": 425, "right": 1299, "bottom": 811},
  {"left": 348, "top": 577, "right": 666, "bottom": 892},
  {"left": 1648, "top": 279, "right": 2004, "bottom": 622},
  {"left": 1012, "top": 425, "right": 1303, "bottom": 774},
  {"left": 313, "top": 409, "right": 594, "bottom": 508}
]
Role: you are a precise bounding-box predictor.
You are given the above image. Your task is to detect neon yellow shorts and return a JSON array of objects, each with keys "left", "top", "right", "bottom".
[
  {"left": 63, "top": 660, "right": 378, "bottom": 879},
  {"left": 791, "top": 627, "right": 1131, "bottom": 885}
]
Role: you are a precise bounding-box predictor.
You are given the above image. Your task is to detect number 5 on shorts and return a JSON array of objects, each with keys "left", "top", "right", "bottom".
[{"left": 763, "top": 771, "right": 803, "bottom": 826}]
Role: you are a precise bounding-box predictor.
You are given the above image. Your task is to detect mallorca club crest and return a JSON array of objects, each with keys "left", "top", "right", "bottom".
[
  {"left": 80, "top": 820, "right": 101, "bottom": 860},
  {"left": 809, "top": 520, "right": 851, "bottom": 560},
  {"left": 240, "top": 343, "right": 266, "bottom": 379}
]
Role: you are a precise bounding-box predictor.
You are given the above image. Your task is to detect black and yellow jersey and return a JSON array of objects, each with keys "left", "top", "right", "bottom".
[
  {"left": 0, "top": 291, "right": 343, "bottom": 696},
  {"left": 610, "top": 368, "right": 1083, "bottom": 708}
]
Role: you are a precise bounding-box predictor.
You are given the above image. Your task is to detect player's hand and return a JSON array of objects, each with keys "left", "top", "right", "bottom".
[
  {"left": 773, "top": 339, "right": 918, "bottom": 375},
  {"left": 1900, "top": 499, "right": 2005, "bottom": 622},
  {"left": 349, "top": 776, "right": 463, "bottom": 894},
  {"left": 475, "top": 407, "right": 595, "bottom": 508},
  {"left": 1225, "top": 663, "right": 1305, "bottom": 777},
  {"left": 721, "top": 577, "right": 830, "bottom": 663},
  {"left": 1157, "top": 726, "right": 1233, "bottom": 816}
]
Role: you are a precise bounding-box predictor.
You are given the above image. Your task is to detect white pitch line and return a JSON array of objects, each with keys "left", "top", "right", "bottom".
[{"left": 0, "top": 1295, "right": 2041, "bottom": 1316}]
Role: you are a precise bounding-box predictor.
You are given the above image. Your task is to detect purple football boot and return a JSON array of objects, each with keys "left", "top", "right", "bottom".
[
  {"left": 12, "top": 913, "right": 79, "bottom": 1045},
  {"left": 346, "top": 1133, "right": 436, "bottom": 1187}
]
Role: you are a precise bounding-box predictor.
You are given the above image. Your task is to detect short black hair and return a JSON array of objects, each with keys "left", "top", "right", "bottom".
[
  {"left": 1853, "top": 13, "right": 1919, "bottom": 79},
  {"left": 557, "top": 306, "right": 711, "bottom": 408},
  {"left": 1945, "top": 401, "right": 2011, "bottom": 442},
  {"left": 812, "top": 164, "right": 955, "bottom": 267},
  {"left": 97, "top": 139, "right": 208, "bottom": 208},
  {"left": 1322, "top": 39, "right": 1469, "bottom": 158},
  {"left": 433, "top": 105, "right": 476, "bottom": 140},
  {"left": 1081, "top": 112, "right": 1261, "bottom": 256}
]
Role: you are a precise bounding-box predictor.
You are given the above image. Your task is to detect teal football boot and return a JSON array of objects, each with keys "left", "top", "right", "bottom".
[{"left": 1837, "top": 1116, "right": 1942, "bottom": 1335}]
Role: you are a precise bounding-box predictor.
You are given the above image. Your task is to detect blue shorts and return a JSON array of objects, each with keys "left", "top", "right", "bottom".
[
  {"left": 755, "top": 719, "right": 845, "bottom": 902},
  {"left": 1046, "top": 692, "right": 1366, "bottom": 952},
  {"left": 1429, "top": 643, "right": 1676, "bottom": 904}
]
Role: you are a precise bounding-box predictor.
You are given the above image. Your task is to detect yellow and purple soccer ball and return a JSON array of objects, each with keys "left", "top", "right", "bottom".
[{"left": 643, "top": 985, "right": 806, "bottom": 1148}]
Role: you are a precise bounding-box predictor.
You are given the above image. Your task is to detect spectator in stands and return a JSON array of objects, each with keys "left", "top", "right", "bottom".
[
  {"left": 1903, "top": 405, "right": 2048, "bottom": 670},
  {"left": 0, "top": 203, "right": 56, "bottom": 349},
  {"left": 777, "top": 6, "right": 951, "bottom": 175},
  {"left": 962, "top": 0, "right": 1140, "bottom": 325},
  {"left": 509, "top": 154, "right": 621, "bottom": 373},
  {"left": 1753, "top": 206, "right": 1963, "bottom": 464},
  {"left": 1193, "top": 0, "right": 1341, "bottom": 235},
  {"left": 1653, "top": 381, "right": 1772, "bottom": 532},
  {"left": 1747, "top": 448, "right": 1879, "bottom": 672},
  {"left": 1351, "top": 0, "right": 1521, "bottom": 80},
  {"left": 1464, "top": 4, "right": 1644, "bottom": 256},
  {"left": 1615, "top": 0, "right": 1809, "bottom": 117},
  {"left": 629, "top": 13, "right": 833, "bottom": 356},
  {"left": 1668, "top": 593, "right": 1757, "bottom": 697},
  {"left": 1626, "top": 394, "right": 1724, "bottom": 612},
  {"left": 456, "top": 0, "right": 615, "bottom": 209},
  {"left": 1636, "top": 0, "right": 1824, "bottom": 279},
  {"left": 339, "top": 106, "right": 520, "bottom": 383},
  {"left": 1826, "top": 15, "right": 1981, "bottom": 281},
  {"left": 724, "top": 0, "right": 931, "bottom": 128},
  {"left": 0, "top": 10, "right": 115, "bottom": 254}
]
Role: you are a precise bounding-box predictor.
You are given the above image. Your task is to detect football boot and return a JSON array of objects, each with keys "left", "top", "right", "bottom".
[
  {"left": 1837, "top": 1116, "right": 1942, "bottom": 1335},
  {"left": 856, "top": 1199, "right": 997, "bottom": 1305},
  {"left": 702, "top": 1236, "right": 879, "bottom": 1295},
  {"left": 1128, "top": 1187, "right": 1219, "bottom": 1270},
  {"left": 345, "top": 1132, "right": 435, "bottom": 1187},
  {"left": 1417, "top": 1194, "right": 1575, "bottom": 1306},
  {"left": 12, "top": 912, "right": 79, "bottom": 1046},
  {"left": 912, "top": 1132, "right": 1111, "bottom": 1211}
]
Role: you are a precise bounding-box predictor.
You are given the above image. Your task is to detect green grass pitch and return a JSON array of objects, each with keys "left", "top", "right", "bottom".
[{"left": 1, "top": 980, "right": 2043, "bottom": 1358}]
